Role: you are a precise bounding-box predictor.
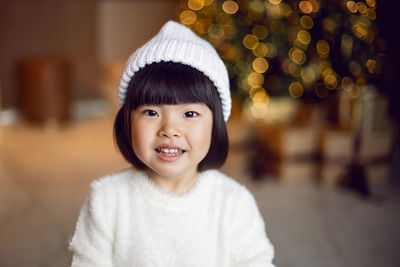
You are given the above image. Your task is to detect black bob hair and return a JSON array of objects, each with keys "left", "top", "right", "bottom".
[{"left": 114, "top": 61, "right": 229, "bottom": 171}]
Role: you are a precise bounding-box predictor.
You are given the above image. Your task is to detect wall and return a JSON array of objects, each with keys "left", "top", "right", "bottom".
[
  {"left": 96, "top": 0, "right": 178, "bottom": 65},
  {"left": 0, "top": 0, "right": 178, "bottom": 109},
  {"left": 0, "top": 0, "right": 98, "bottom": 109}
]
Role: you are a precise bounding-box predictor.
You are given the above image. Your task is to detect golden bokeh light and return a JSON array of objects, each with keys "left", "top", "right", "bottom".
[
  {"left": 324, "top": 74, "right": 338, "bottom": 89},
  {"left": 250, "top": 88, "right": 270, "bottom": 119},
  {"left": 243, "top": 34, "right": 259, "bottom": 49},
  {"left": 319, "top": 60, "right": 331, "bottom": 73},
  {"left": 252, "top": 42, "right": 269, "bottom": 57},
  {"left": 346, "top": 1, "right": 358, "bottom": 13},
  {"left": 341, "top": 76, "right": 354, "bottom": 91},
  {"left": 357, "top": 2, "right": 368, "bottom": 15},
  {"left": 193, "top": 19, "right": 211, "bottom": 34},
  {"left": 300, "top": 15, "right": 314, "bottom": 29},
  {"left": 249, "top": 86, "right": 263, "bottom": 99},
  {"left": 289, "top": 82, "right": 304, "bottom": 98},
  {"left": 251, "top": 104, "right": 268, "bottom": 119},
  {"left": 353, "top": 23, "right": 368, "bottom": 40},
  {"left": 247, "top": 72, "right": 265, "bottom": 87},
  {"left": 366, "top": 59, "right": 376, "bottom": 73},
  {"left": 268, "top": 4, "right": 284, "bottom": 19},
  {"left": 299, "top": 1, "right": 313, "bottom": 14},
  {"left": 204, "top": 0, "right": 214, "bottom": 6},
  {"left": 366, "top": 0, "right": 376, "bottom": 8},
  {"left": 252, "top": 57, "right": 270, "bottom": 73},
  {"left": 316, "top": 40, "right": 330, "bottom": 58},
  {"left": 301, "top": 65, "right": 318, "bottom": 86},
  {"left": 348, "top": 83, "right": 361, "bottom": 98},
  {"left": 368, "top": 8, "right": 377, "bottom": 20},
  {"left": 288, "top": 62, "right": 301, "bottom": 77},
  {"left": 252, "top": 89, "right": 270, "bottom": 104},
  {"left": 252, "top": 25, "right": 268, "bottom": 40},
  {"left": 309, "top": 0, "right": 320, "bottom": 12},
  {"left": 180, "top": 10, "right": 197, "bottom": 25},
  {"left": 289, "top": 47, "right": 306, "bottom": 65},
  {"left": 188, "top": 0, "right": 204, "bottom": 11},
  {"left": 222, "top": 0, "right": 239, "bottom": 15},
  {"left": 297, "top": 30, "right": 311, "bottom": 45},
  {"left": 268, "top": 0, "right": 282, "bottom": 5}
]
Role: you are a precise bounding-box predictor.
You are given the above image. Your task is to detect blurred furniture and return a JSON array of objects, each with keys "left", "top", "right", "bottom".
[
  {"left": 256, "top": 123, "right": 319, "bottom": 183},
  {"left": 19, "top": 58, "right": 70, "bottom": 123},
  {"left": 320, "top": 129, "right": 392, "bottom": 187}
]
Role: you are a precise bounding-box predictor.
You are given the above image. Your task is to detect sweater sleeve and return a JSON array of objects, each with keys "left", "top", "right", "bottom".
[
  {"left": 229, "top": 187, "right": 275, "bottom": 267},
  {"left": 69, "top": 181, "right": 115, "bottom": 267}
]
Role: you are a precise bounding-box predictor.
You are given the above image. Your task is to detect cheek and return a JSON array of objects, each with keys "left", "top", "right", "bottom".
[
  {"left": 131, "top": 122, "right": 149, "bottom": 156},
  {"left": 192, "top": 120, "right": 213, "bottom": 153}
]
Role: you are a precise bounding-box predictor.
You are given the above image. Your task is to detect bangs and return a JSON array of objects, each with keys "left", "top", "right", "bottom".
[{"left": 127, "top": 62, "right": 216, "bottom": 110}]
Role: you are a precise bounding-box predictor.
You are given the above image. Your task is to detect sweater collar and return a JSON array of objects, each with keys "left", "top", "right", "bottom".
[{"left": 128, "top": 169, "right": 210, "bottom": 211}]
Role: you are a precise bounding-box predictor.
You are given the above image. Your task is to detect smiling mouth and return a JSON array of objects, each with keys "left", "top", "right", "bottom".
[{"left": 155, "top": 147, "right": 185, "bottom": 156}]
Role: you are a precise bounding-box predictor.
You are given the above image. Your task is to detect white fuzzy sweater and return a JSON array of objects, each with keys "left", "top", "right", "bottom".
[{"left": 69, "top": 169, "right": 275, "bottom": 267}]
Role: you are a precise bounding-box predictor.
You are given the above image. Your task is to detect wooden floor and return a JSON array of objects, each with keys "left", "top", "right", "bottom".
[{"left": 1, "top": 115, "right": 399, "bottom": 267}]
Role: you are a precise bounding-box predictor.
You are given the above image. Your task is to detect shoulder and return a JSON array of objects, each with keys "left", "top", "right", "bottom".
[
  {"left": 201, "top": 170, "right": 256, "bottom": 204},
  {"left": 88, "top": 168, "right": 140, "bottom": 199},
  {"left": 91, "top": 168, "right": 134, "bottom": 189}
]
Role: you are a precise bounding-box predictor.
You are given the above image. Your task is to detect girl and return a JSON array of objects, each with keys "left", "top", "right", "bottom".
[{"left": 69, "top": 21, "right": 275, "bottom": 267}]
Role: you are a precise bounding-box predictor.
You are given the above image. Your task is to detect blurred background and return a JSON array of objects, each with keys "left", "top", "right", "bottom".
[{"left": 1, "top": 0, "right": 399, "bottom": 266}]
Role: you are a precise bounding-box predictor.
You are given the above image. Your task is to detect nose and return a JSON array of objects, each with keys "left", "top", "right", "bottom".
[{"left": 158, "top": 117, "right": 181, "bottom": 138}]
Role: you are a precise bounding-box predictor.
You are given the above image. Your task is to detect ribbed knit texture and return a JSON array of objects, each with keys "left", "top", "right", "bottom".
[
  {"left": 118, "top": 21, "right": 231, "bottom": 121},
  {"left": 69, "top": 169, "right": 275, "bottom": 267}
]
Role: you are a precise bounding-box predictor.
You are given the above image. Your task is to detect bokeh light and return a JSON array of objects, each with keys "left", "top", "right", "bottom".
[
  {"left": 297, "top": 30, "right": 311, "bottom": 45},
  {"left": 243, "top": 34, "right": 259, "bottom": 49},
  {"left": 188, "top": 0, "right": 204, "bottom": 11},
  {"left": 346, "top": 1, "right": 358, "bottom": 13},
  {"left": 222, "top": 0, "right": 239, "bottom": 15},
  {"left": 300, "top": 15, "right": 314, "bottom": 29},
  {"left": 252, "top": 57, "right": 270, "bottom": 73},
  {"left": 299, "top": 1, "right": 313, "bottom": 14},
  {"left": 247, "top": 72, "right": 264, "bottom": 87},
  {"left": 316, "top": 40, "right": 330, "bottom": 58},
  {"left": 252, "top": 42, "right": 269, "bottom": 57},
  {"left": 268, "top": 0, "right": 282, "bottom": 5},
  {"left": 289, "top": 47, "right": 306, "bottom": 65},
  {"left": 289, "top": 82, "right": 304, "bottom": 98},
  {"left": 252, "top": 25, "right": 268, "bottom": 40},
  {"left": 180, "top": 10, "right": 197, "bottom": 25}
]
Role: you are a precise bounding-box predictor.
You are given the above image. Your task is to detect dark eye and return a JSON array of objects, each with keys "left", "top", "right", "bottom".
[
  {"left": 143, "top": 109, "right": 159, "bottom": 117},
  {"left": 184, "top": 111, "right": 198, "bottom": 118}
]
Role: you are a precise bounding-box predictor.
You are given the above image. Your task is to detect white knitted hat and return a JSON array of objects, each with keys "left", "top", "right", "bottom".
[{"left": 118, "top": 20, "right": 231, "bottom": 121}]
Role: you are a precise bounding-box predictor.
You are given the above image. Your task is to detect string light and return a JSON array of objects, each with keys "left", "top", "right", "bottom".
[
  {"left": 289, "top": 82, "right": 304, "bottom": 98},
  {"left": 300, "top": 15, "right": 314, "bottom": 29},
  {"left": 177, "top": 0, "right": 384, "bottom": 103},
  {"left": 222, "top": 0, "right": 238, "bottom": 14},
  {"left": 180, "top": 10, "right": 197, "bottom": 25},
  {"left": 252, "top": 58, "right": 270, "bottom": 73},
  {"left": 188, "top": 0, "right": 205, "bottom": 11}
]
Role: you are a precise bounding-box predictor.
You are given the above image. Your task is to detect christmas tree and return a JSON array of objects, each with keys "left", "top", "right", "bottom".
[{"left": 176, "top": 0, "right": 385, "bottom": 119}]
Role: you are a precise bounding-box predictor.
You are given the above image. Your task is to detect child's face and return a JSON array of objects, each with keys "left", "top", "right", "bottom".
[{"left": 130, "top": 103, "right": 213, "bottom": 182}]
